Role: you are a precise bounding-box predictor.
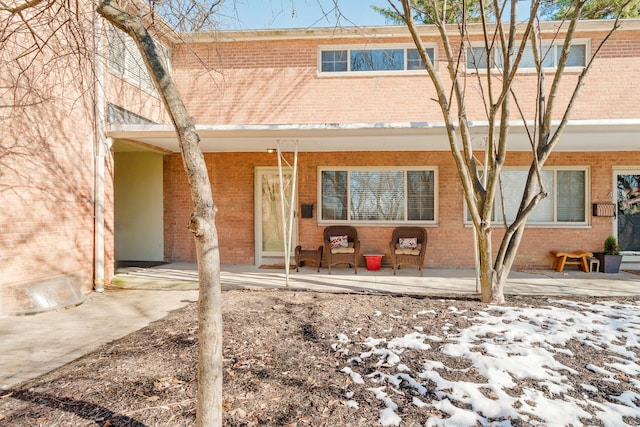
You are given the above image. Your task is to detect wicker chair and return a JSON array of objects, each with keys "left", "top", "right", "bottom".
[
  {"left": 389, "top": 227, "right": 427, "bottom": 277},
  {"left": 323, "top": 226, "right": 360, "bottom": 274}
]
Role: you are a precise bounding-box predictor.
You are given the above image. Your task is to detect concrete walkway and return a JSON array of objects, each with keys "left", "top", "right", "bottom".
[
  {"left": 1, "top": 263, "right": 639, "bottom": 390},
  {"left": 0, "top": 288, "right": 199, "bottom": 390}
]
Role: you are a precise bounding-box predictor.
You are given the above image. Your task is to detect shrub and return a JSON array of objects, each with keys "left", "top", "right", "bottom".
[{"left": 604, "top": 236, "right": 620, "bottom": 255}]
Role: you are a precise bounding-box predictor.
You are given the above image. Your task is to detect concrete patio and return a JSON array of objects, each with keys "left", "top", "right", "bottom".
[{"left": 112, "top": 262, "right": 640, "bottom": 297}]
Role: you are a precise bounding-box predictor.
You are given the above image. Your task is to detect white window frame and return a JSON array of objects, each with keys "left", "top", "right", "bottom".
[
  {"left": 464, "top": 166, "right": 591, "bottom": 227},
  {"left": 318, "top": 166, "right": 438, "bottom": 226},
  {"left": 317, "top": 43, "right": 437, "bottom": 77},
  {"left": 465, "top": 39, "right": 590, "bottom": 74},
  {"left": 107, "top": 25, "right": 171, "bottom": 95}
]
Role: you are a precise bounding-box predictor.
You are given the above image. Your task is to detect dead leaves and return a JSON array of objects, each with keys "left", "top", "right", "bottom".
[{"left": 153, "top": 376, "right": 185, "bottom": 393}]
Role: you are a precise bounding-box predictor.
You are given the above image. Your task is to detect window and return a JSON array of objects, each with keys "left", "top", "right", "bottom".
[
  {"left": 321, "top": 50, "right": 347, "bottom": 72},
  {"left": 319, "top": 167, "right": 437, "bottom": 224},
  {"left": 466, "top": 41, "right": 587, "bottom": 72},
  {"left": 466, "top": 168, "right": 588, "bottom": 226},
  {"left": 351, "top": 48, "right": 404, "bottom": 71},
  {"left": 561, "top": 44, "right": 586, "bottom": 67},
  {"left": 107, "top": 25, "right": 170, "bottom": 94},
  {"left": 319, "top": 45, "right": 435, "bottom": 74}
]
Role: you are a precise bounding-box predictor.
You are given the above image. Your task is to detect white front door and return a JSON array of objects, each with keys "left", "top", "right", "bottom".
[
  {"left": 615, "top": 170, "right": 640, "bottom": 252},
  {"left": 255, "top": 168, "right": 297, "bottom": 266}
]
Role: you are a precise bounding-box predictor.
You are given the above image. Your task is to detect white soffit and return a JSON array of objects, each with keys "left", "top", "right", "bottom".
[{"left": 108, "top": 119, "right": 640, "bottom": 153}]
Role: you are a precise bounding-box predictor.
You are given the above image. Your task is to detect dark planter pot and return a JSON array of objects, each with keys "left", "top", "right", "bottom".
[{"left": 595, "top": 253, "right": 623, "bottom": 274}]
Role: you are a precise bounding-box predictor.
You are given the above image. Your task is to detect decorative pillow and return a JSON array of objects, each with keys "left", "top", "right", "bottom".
[
  {"left": 330, "top": 235, "right": 348, "bottom": 248},
  {"left": 399, "top": 238, "right": 418, "bottom": 249}
]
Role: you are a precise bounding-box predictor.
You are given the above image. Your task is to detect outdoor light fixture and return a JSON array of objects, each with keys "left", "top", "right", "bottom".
[{"left": 266, "top": 148, "right": 276, "bottom": 154}]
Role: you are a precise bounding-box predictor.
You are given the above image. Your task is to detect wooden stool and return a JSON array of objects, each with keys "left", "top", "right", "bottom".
[
  {"left": 550, "top": 251, "right": 593, "bottom": 273},
  {"left": 587, "top": 256, "right": 600, "bottom": 272},
  {"left": 295, "top": 246, "right": 323, "bottom": 272}
]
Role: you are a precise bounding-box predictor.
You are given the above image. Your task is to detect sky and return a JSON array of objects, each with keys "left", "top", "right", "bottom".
[
  {"left": 216, "top": 0, "right": 536, "bottom": 31},
  {"left": 217, "top": 0, "right": 391, "bottom": 30}
]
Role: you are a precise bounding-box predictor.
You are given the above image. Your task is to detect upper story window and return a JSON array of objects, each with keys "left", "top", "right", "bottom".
[
  {"left": 466, "top": 167, "right": 589, "bottom": 226},
  {"left": 319, "top": 45, "right": 436, "bottom": 75},
  {"left": 466, "top": 41, "right": 587, "bottom": 72},
  {"left": 319, "top": 167, "right": 437, "bottom": 224},
  {"left": 107, "top": 25, "right": 171, "bottom": 95}
]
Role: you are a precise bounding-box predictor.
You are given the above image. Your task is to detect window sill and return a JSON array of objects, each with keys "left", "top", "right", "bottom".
[
  {"left": 464, "top": 223, "right": 591, "bottom": 229},
  {"left": 319, "top": 221, "right": 438, "bottom": 227},
  {"left": 317, "top": 70, "right": 429, "bottom": 78},
  {"left": 465, "top": 66, "right": 585, "bottom": 76}
]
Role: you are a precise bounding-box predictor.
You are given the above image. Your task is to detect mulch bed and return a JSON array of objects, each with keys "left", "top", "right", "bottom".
[{"left": 0, "top": 290, "right": 637, "bottom": 426}]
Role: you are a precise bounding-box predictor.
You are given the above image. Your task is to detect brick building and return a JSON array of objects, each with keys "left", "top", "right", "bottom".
[{"left": 2, "top": 19, "right": 640, "bottom": 312}]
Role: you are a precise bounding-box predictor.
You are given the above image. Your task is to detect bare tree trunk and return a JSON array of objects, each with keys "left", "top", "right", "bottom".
[
  {"left": 476, "top": 227, "right": 505, "bottom": 304},
  {"left": 97, "top": 1, "right": 222, "bottom": 425}
]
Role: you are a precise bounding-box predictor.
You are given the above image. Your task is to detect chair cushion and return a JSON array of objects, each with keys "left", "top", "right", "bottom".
[
  {"left": 395, "top": 248, "right": 421, "bottom": 256},
  {"left": 332, "top": 247, "right": 355, "bottom": 254},
  {"left": 396, "top": 243, "right": 422, "bottom": 251},
  {"left": 330, "top": 235, "right": 348, "bottom": 248},
  {"left": 399, "top": 237, "right": 418, "bottom": 249}
]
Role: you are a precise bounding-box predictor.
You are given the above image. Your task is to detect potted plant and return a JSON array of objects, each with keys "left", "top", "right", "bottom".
[{"left": 596, "top": 236, "right": 623, "bottom": 273}]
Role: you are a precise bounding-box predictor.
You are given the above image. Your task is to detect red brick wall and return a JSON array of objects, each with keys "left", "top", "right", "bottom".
[
  {"left": 173, "top": 28, "right": 640, "bottom": 125},
  {"left": 0, "top": 19, "right": 169, "bottom": 292},
  {"left": 164, "top": 150, "right": 640, "bottom": 269},
  {"left": 163, "top": 24, "right": 640, "bottom": 270},
  {"left": 0, "top": 85, "right": 96, "bottom": 291}
]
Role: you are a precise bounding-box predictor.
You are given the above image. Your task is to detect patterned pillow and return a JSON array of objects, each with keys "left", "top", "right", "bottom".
[
  {"left": 330, "top": 235, "right": 348, "bottom": 248},
  {"left": 399, "top": 237, "right": 418, "bottom": 249}
]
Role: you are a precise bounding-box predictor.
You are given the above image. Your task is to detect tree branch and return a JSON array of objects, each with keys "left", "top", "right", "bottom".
[
  {"left": 401, "top": 0, "right": 484, "bottom": 226},
  {"left": 544, "top": 5, "right": 625, "bottom": 154},
  {"left": 0, "top": 0, "right": 47, "bottom": 13}
]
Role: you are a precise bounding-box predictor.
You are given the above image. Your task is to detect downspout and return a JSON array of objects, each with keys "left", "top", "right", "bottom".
[{"left": 94, "top": 12, "right": 108, "bottom": 292}]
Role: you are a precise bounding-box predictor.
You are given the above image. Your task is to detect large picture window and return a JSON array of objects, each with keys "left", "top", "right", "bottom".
[
  {"left": 466, "top": 41, "right": 587, "bottom": 72},
  {"left": 319, "top": 167, "right": 437, "bottom": 224},
  {"left": 319, "top": 45, "right": 436, "bottom": 75},
  {"left": 466, "top": 168, "right": 588, "bottom": 226}
]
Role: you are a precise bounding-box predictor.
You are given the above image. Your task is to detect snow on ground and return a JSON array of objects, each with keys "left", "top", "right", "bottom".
[{"left": 334, "top": 300, "right": 640, "bottom": 426}]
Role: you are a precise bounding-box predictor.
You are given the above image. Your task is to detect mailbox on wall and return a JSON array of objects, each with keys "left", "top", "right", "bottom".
[{"left": 301, "top": 204, "right": 314, "bottom": 218}]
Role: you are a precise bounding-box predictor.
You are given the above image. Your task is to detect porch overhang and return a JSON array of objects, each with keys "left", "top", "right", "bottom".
[{"left": 109, "top": 119, "right": 640, "bottom": 153}]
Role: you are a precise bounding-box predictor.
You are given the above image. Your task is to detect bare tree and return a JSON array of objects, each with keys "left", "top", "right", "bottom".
[
  {"left": 391, "top": 0, "right": 625, "bottom": 303},
  {"left": 2, "top": 0, "right": 224, "bottom": 424},
  {"left": 97, "top": 1, "right": 224, "bottom": 425}
]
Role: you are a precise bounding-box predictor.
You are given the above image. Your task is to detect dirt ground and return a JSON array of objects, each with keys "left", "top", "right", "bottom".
[{"left": 0, "top": 289, "right": 638, "bottom": 426}]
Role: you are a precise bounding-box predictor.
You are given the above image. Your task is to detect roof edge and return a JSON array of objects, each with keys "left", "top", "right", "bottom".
[
  {"left": 109, "top": 118, "right": 640, "bottom": 134},
  {"left": 181, "top": 18, "right": 640, "bottom": 43}
]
